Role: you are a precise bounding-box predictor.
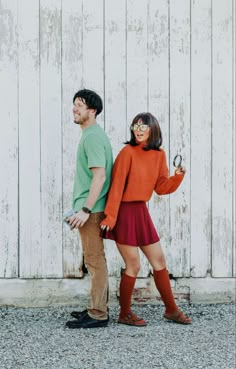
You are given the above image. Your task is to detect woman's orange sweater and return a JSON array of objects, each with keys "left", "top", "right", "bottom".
[{"left": 101, "top": 144, "right": 185, "bottom": 229}]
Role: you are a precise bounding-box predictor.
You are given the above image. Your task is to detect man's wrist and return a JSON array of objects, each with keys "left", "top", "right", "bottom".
[{"left": 82, "top": 206, "right": 92, "bottom": 214}]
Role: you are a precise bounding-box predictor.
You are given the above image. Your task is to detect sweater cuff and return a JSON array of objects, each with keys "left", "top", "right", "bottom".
[{"left": 174, "top": 171, "right": 185, "bottom": 184}]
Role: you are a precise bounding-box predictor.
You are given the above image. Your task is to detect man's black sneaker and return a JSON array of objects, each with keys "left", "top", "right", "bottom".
[
  {"left": 70, "top": 309, "right": 88, "bottom": 320},
  {"left": 71, "top": 308, "right": 109, "bottom": 320},
  {"left": 66, "top": 313, "right": 109, "bottom": 329}
]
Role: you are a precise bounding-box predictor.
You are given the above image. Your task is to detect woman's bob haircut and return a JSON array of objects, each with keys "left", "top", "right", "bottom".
[{"left": 125, "top": 112, "right": 163, "bottom": 151}]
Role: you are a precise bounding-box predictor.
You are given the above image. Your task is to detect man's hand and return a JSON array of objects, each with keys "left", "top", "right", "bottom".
[{"left": 68, "top": 210, "right": 90, "bottom": 230}]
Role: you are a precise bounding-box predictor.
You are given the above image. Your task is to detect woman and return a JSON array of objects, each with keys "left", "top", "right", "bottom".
[{"left": 100, "top": 112, "right": 191, "bottom": 326}]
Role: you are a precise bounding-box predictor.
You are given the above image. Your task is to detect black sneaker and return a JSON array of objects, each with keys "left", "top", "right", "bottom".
[
  {"left": 65, "top": 313, "right": 109, "bottom": 329},
  {"left": 71, "top": 308, "right": 109, "bottom": 320},
  {"left": 70, "top": 309, "right": 88, "bottom": 320}
]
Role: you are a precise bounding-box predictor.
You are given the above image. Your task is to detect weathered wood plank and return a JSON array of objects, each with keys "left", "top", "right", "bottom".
[
  {"left": 127, "top": 0, "right": 149, "bottom": 277},
  {"left": 104, "top": 0, "right": 127, "bottom": 276},
  {"left": 40, "top": 0, "right": 62, "bottom": 277},
  {"left": 126, "top": 0, "right": 148, "bottom": 126},
  {"left": 147, "top": 0, "right": 170, "bottom": 272},
  {"left": 0, "top": 0, "right": 235, "bottom": 285},
  {"left": 82, "top": 0, "right": 104, "bottom": 127},
  {"left": 190, "top": 0, "right": 212, "bottom": 277},
  {"left": 18, "top": 0, "right": 42, "bottom": 277},
  {"left": 233, "top": 0, "right": 236, "bottom": 278},
  {"left": 61, "top": 0, "right": 84, "bottom": 278},
  {"left": 212, "top": 0, "right": 233, "bottom": 277},
  {"left": 104, "top": 0, "right": 127, "bottom": 157},
  {"left": 0, "top": 0, "right": 18, "bottom": 277},
  {"left": 169, "top": 0, "right": 191, "bottom": 277}
]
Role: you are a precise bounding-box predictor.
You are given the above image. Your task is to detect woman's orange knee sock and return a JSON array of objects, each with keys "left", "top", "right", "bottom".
[
  {"left": 119, "top": 273, "right": 136, "bottom": 318},
  {"left": 153, "top": 268, "right": 178, "bottom": 314}
]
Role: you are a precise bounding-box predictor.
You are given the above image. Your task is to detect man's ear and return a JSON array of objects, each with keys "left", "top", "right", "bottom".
[{"left": 89, "top": 109, "right": 97, "bottom": 117}]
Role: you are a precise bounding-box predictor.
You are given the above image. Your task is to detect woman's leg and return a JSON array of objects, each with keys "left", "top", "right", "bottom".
[
  {"left": 116, "top": 242, "right": 141, "bottom": 277},
  {"left": 116, "top": 243, "right": 146, "bottom": 326},
  {"left": 140, "top": 242, "right": 191, "bottom": 324},
  {"left": 140, "top": 241, "right": 177, "bottom": 314},
  {"left": 116, "top": 243, "right": 140, "bottom": 317},
  {"left": 140, "top": 241, "right": 166, "bottom": 270}
]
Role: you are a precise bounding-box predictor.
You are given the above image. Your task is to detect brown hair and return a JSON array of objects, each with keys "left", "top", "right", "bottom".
[{"left": 125, "top": 112, "right": 162, "bottom": 151}]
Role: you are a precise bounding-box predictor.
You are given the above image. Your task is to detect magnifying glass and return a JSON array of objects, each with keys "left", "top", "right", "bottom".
[{"left": 173, "top": 154, "right": 183, "bottom": 168}]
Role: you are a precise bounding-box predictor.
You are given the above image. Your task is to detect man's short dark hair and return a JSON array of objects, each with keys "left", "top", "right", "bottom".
[{"left": 73, "top": 89, "right": 103, "bottom": 117}]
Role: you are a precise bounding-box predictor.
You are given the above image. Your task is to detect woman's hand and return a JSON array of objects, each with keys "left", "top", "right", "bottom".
[
  {"left": 175, "top": 166, "right": 186, "bottom": 175},
  {"left": 100, "top": 224, "right": 110, "bottom": 231}
]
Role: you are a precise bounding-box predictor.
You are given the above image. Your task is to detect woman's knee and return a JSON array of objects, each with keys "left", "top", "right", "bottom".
[
  {"left": 148, "top": 252, "right": 166, "bottom": 270},
  {"left": 125, "top": 261, "right": 141, "bottom": 276},
  {"left": 159, "top": 253, "right": 166, "bottom": 266},
  {"left": 151, "top": 257, "right": 166, "bottom": 271}
]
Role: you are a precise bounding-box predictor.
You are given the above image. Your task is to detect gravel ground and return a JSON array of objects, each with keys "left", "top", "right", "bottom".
[{"left": 0, "top": 303, "right": 235, "bottom": 369}]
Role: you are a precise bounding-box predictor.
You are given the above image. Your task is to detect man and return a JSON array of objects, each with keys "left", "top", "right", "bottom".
[{"left": 65, "top": 89, "right": 113, "bottom": 329}]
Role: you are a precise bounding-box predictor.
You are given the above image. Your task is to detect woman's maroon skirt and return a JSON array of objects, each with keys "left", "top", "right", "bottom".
[{"left": 102, "top": 201, "right": 160, "bottom": 246}]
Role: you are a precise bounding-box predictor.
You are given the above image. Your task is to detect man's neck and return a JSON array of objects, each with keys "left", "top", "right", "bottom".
[{"left": 80, "top": 118, "right": 97, "bottom": 130}]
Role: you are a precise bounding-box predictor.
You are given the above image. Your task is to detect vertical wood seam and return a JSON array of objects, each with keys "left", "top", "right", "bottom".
[
  {"left": 59, "top": 0, "right": 63, "bottom": 277},
  {"left": 17, "top": 0, "right": 20, "bottom": 278},
  {"left": 190, "top": 0, "right": 192, "bottom": 276},
  {"left": 232, "top": 0, "right": 235, "bottom": 276},
  {"left": 210, "top": 0, "right": 213, "bottom": 277}
]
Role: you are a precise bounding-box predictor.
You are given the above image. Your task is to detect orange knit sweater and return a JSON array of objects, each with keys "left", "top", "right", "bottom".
[{"left": 101, "top": 144, "right": 185, "bottom": 229}]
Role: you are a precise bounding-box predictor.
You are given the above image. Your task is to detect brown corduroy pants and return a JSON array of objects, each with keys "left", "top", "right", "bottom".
[{"left": 78, "top": 212, "right": 109, "bottom": 320}]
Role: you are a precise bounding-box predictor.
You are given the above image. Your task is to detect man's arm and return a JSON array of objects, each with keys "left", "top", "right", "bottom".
[{"left": 69, "top": 167, "right": 106, "bottom": 229}]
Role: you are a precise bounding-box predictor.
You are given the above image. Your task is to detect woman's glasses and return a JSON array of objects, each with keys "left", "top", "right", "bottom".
[{"left": 131, "top": 123, "right": 149, "bottom": 132}]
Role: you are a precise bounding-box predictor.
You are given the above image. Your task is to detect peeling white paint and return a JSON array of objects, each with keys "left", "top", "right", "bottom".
[{"left": 0, "top": 1, "right": 235, "bottom": 288}]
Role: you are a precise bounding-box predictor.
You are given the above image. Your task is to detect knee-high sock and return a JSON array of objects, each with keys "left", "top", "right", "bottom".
[
  {"left": 119, "top": 273, "right": 136, "bottom": 318},
  {"left": 153, "top": 268, "right": 178, "bottom": 314}
]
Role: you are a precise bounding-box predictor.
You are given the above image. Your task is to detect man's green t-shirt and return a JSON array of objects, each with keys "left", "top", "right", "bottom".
[{"left": 72, "top": 124, "right": 113, "bottom": 213}]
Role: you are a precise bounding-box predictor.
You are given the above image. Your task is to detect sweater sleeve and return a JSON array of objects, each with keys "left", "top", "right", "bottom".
[
  {"left": 154, "top": 150, "right": 185, "bottom": 195},
  {"left": 100, "top": 148, "right": 131, "bottom": 229}
]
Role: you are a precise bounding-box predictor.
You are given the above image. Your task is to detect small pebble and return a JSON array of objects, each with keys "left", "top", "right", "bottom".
[{"left": 0, "top": 303, "right": 235, "bottom": 369}]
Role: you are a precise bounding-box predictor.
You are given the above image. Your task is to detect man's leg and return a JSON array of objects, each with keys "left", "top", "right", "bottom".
[{"left": 79, "top": 212, "right": 108, "bottom": 320}]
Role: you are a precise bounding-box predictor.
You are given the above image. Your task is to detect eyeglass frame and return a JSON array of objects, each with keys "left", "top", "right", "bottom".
[{"left": 130, "top": 123, "right": 150, "bottom": 132}]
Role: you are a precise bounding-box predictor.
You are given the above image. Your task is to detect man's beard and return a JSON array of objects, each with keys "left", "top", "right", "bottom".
[
  {"left": 73, "top": 119, "right": 83, "bottom": 125},
  {"left": 73, "top": 113, "right": 89, "bottom": 125},
  {"left": 73, "top": 115, "right": 86, "bottom": 125}
]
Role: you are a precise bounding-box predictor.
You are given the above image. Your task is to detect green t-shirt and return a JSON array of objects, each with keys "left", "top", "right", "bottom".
[{"left": 72, "top": 124, "right": 113, "bottom": 213}]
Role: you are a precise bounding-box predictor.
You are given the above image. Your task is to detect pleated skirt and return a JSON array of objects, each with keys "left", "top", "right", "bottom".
[{"left": 102, "top": 201, "right": 160, "bottom": 246}]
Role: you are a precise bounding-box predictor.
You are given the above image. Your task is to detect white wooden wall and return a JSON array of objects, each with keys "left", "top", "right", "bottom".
[{"left": 0, "top": 0, "right": 235, "bottom": 281}]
